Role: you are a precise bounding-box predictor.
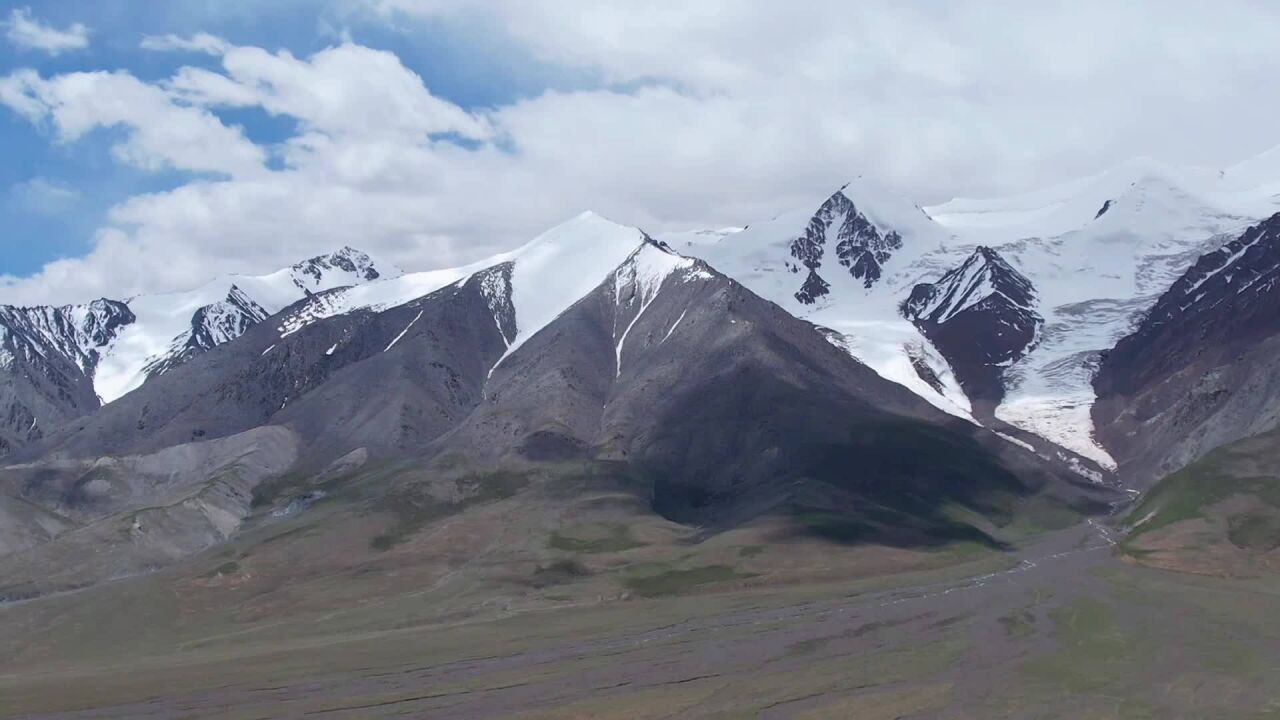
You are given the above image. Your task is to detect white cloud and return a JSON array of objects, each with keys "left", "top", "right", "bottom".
[
  {"left": 10, "top": 177, "right": 80, "bottom": 215},
  {"left": 140, "top": 32, "right": 229, "bottom": 55},
  {"left": 170, "top": 43, "right": 491, "bottom": 142},
  {"left": 3, "top": 7, "right": 89, "bottom": 55},
  {"left": 0, "top": 69, "right": 266, "bottom": 178},
  {"left": 3, "top": 2, "right": 1280, "bottom": 307}
]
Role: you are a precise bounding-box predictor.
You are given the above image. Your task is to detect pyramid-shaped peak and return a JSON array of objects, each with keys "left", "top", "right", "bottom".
[{"left": 289, "top": 246, "right": 402, "bottom": 291}]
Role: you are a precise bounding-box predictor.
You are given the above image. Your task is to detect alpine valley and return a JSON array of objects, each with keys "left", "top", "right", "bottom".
[{"left": 5, "top": 152, "right": 1280, "bottom": 718}]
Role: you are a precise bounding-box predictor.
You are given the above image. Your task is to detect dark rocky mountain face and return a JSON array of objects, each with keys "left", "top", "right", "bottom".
[
  {"left": 901, "top": 246, "right": 1042, "bottom": 410},
  {"left": 1094, "top": 212, "right": 1280, "bottom": 487},
  {"left": 441, "top": 245, "right": 1099, "bottom": 539},
  {"left": 787, "top": 188, "right": 904, "bottom": 304},
  {"left": 0, "top": 300, "right": 134, "bottom": 456}
]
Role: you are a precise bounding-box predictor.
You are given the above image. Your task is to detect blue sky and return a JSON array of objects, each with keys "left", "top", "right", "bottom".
[
  {"left": 0, "top": 0, "right": 588, "bottom": 278},
  {"left": 3, "top": 1, "right": 1280, "bottom": 305}
]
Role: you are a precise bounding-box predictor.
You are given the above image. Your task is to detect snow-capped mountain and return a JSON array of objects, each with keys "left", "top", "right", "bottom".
[
  {"left": 902, "top": 246, "right": 1042, "bottom": 406},
  {"left": 786, "top": 186, "right": 908, "bottom": 299},
  {"left": 140, "top": 285, "right": 271, "bottom": 378},
  {"left": 0, "top": 299, "right": 135, "bottom": 376},
  {"left": 680, "top": 156, "right": 1280, "bottom": 476},
  {"left": 0, "top": 299, "right": 134, "bottom": 453},
  {"left": 7, "top": 150, "right": 1280, "bottom": 480},
  {"left": 0, "top": 247, "right": 395, "bottom": 456},
  {"left": 687, "top": 179, "right": 976, "bottom": 423},
  {"left": 925, "top": 159, "right": 1273, "bottom": 468},
  {"left": 5, "top": 209, "right": 1105, "bottom": 596},
  {"left": 93, "top": 246, "right": 399, "bottom": 402}
]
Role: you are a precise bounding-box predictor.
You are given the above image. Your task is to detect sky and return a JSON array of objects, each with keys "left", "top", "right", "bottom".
[{"left": 1, "top": 0, "right": 1279, "bottom": 305}]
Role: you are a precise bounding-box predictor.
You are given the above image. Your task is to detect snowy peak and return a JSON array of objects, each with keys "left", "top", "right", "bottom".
[
  {"left": 265, "top": 211, "right": 656, "bottom": 376},
  {"left": 929, "top": 157, "right": 1258, "bottom": 244},
  {"left": 615, "top": 235, "right": 705, "bottom": 305},
  {"left": 903, "top": 246, "right": 1042, "bottom": 405},
  {"left": 0, "top": 298, "right": 134, "bottom": 455},
  {"left": 142, "top": 285, "right": 271, "bottom": 378},
  {"left": 609, "top": 240, "right": 715, "bottom": 379},
  {"left": 288, "top": 246, "right": 397, "bottom": 294},
  {"left": 493, "top": 211, "right": 652, "bottom": 366},
  {"left": 786, "top": 187, "right": 905, "bottom": 302},
  {"left": 0, "top": 299, "right": 134, "bottom": 374},
  {"left": 903, "top": 246, "right": 1036, "bottom": 326},
  {"left": 88, "top": 246, "right": 394, "bottom": 404}
]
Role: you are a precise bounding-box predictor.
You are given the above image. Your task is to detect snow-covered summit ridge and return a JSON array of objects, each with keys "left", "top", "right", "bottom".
[
  {"left": 274, "top": 212, "right": 656, "bottom": 374},
  {"left": 288, "top": 246, "right": 394, "bottom": 293},
  {"left": 85, "top": 246, "right": 395, "bottom": 403},
  {"left": 903, "top": 246, "right": 1037, "bottom": 325},
  {"left": 927, "top": 156, "right": 1268, "bottom": 244},
  {"left": 0, "top": 299, "right": 134, "bottom": 374}
]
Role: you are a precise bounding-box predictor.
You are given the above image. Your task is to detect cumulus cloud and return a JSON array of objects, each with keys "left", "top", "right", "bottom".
[
  {"left": 3, "top": 1, "right": 1280, "bottom": 306},
  {"left": 3, "top": 7, "right": 89, "bottom": 55},
  {"left": 139, "top": 32, "right": 230, "bottom": 55},
  {"left": 0, "top": 69, "right": 266, "bottom": 177},
  {"left": 169, "top": 43, "right": 492, "bottom": 142}
]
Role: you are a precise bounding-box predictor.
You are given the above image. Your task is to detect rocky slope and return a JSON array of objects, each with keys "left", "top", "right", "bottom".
[{"left": 1094, "top": 212, "right": 1280, "bottom": 487}]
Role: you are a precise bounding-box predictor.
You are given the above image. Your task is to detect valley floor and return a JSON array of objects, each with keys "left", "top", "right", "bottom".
[{"left": 3, "top": 520, "right": 1279, "bottom": 719}]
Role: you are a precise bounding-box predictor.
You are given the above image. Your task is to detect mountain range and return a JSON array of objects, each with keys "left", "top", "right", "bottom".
[{"left": 3, "top": 151, "right": 1280, "bottom": 597}]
